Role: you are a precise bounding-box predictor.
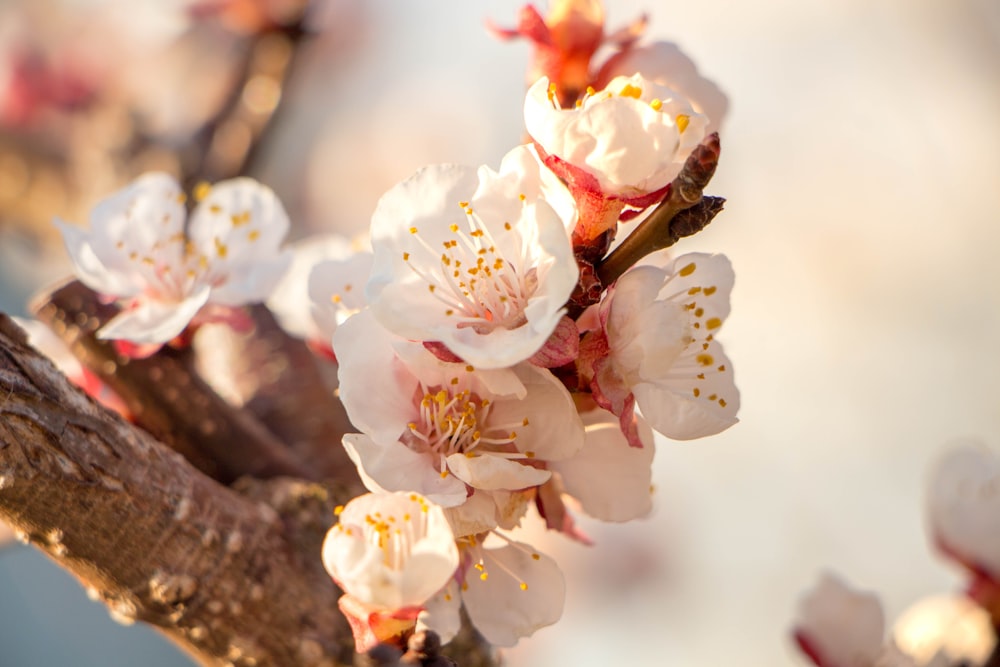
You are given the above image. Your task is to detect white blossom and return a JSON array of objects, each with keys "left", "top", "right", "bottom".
[
  {"left": 583, "top": 252, "right": 738, "bottom": 443},
  {"left": 267, "top": 233, "right": 371, "bottom": 348},
  {"left": 366, "top": 157, "right": 578, "bottom": 369},
  {"left": 793, "top": 572, "right": 887, "bottom": 667},
  {"left": 524, "top": 73, "right": 706, "bottom": 199},
  {"left": 335, "top": 309, "right": 584, "bottom": 534},
  {"left": 56, "top": 172, "right": 291, "bottom": 345}
]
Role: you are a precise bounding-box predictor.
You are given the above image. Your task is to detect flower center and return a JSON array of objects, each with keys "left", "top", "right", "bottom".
[
  {"left": 333, "top": 494, "right": 432, "bottom": 571},
  {"left": 403, "top": 202, "right": 537, "bottom": 333}
]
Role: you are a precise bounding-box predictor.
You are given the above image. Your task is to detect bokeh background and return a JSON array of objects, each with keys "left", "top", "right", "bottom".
[{"left": 0, "top": 0, "right": 998, "bottom": 664}]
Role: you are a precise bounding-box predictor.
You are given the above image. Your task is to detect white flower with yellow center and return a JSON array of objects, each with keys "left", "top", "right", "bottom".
[
  {"left": 524, "top": 73, "right": 706, "bottom": 199},
  {"left": 366, "top": 156, "right": 578, "bottom": 369},
  {"left": 583, "top": 252, "right": 738, "bottom": 442},
  {"left": 55, "top": 172, "right": 291, "bottom": 345},
  {"left": 335, "top": 309, "right": 584, "bottom": 531},
  {"left": 322, "top": 491, "right": 458, "bottom": 613},
  {"left": 321, "top": 491, "right": 459, "bottom": 651}
]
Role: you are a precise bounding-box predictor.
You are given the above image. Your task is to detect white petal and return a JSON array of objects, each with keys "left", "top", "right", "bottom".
[
  {"left": 267, "top": 234, "right": 357, "bottom": 338},
  {"left": 497, "top": 143, "right": 577, "bottom": 232},
  {"left": 96, "top": 287, "right": 211, "bottom": 344},
  {"left": 342, "top": 434, "right": 469, "bottom": 508},
  {"left": 444, "top": 489, "right": 502, "bottom": 538},
  {"left": 487, "top": 364, "right": 585, "bottom": 461},
  {"left": 445, "top": 453, "right": 550, "bottom": 491},
  {"left": 927, "top": 443, "right": 1000, "bottom": 577},
  {"left": 187, "top": 178, "right": 291, "bottom": 305},
  {"left": 597, "top": 41, "right": 729, "bottom": 134},
  {"left": 417, "top": 581, "right": 462, "bottom": 645},
  {"left": 793, "top": 572, "right": 885, "bottom": 667},
  {"left": 54, "top": 219, "right": 141, "bottom": 298},
  {"left": 334, "top": 309, "right": 420, "bottom": 444},
  {"left": 462, "top": 542, "right": 565, "bottom": 647},
  {"left": 633, "top": 339, "right": 739, "bottom": 440},
  {"left": 307, "top": 252, "right": 373, "bottom": 343},
  {"left": 550, "top": 409, "right": 655, "bottom": 522}
]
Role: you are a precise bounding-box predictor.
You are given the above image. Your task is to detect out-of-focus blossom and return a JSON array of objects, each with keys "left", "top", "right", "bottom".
[
  {"left": 366, "top": 156, "right": 577, "bottom": 369},
  {"left": 418, "top": 534, "right": 565, "bottom": 647},
  {"left": 893, "top": 595, "right": 993, "bottom": 667},
  {"left": 579, "top": 252, "right": 738, "bottom": 446},
  {"left": 334, "top": 309, "right": 584, "bottom": 534},
  {"left": 926, "top": 443, "right": 1000, "bottom": 620},
  {"left": 188, "top": 0, "right": 310, "bottom": 34},
  {"left": 596, "top": 41, "right": 729, "bottom": 134},
  {"left": 488, "top": 0, "right": 648, "bottom": 106},
  {"left": 322, "top": 491, "right": 459, "bottom": 652},
  {"left": 267, "top": 233, "right": 371, "bottom": 354},
  {"left": 55, "top": 172, "right": 291, "bottom": 350},
  {"left": 793, "top": 572, "right": 915, "bottom": 667},
  {"left": 524, "top": 74, "right": 705, "bottom": 241}
]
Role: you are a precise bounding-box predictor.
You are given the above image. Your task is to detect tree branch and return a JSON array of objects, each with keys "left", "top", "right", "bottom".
[{"left": 0, "top": 313, "right": 356, "bottom": 666}]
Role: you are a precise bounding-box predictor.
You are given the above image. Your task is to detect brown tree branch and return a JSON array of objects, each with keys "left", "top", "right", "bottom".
[
  {"left": 33, "top": 281, "right": 314, "bottom": 484},
  {"left": 0, "top": 313, "right": 356, "bottom": 666}
]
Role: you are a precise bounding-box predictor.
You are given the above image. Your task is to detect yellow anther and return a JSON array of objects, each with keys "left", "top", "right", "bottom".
[
  {"left": 209, "top": 204, "right": 222, "bottom": 214},
  {"left": 531, "top": 553, "right": 540, "bottom": 561},
  {"left": 176, "top": 193, "right": 188, "bottom": 204},
  {"left": 449, "top": 224, "right": 459, "bottom": 232},
  {"left": 331, "top": 294, "right": 342, "bottom": 304},
  {"left": 718, "top": 364, "right": 726, "bottom": 372},
  {"left": 480, "top": 572, "right": 488, "bottom": 581},
  {"left": 428, "top": 285, "right": 436, "bottom": 292},
  {"left": 230, "top": 211, "right": 251, "bottom": 227},
  {"left": 619, "top": 83, "right": 643, "bottom": 99},
  {"left": 248, "top": 230, "right": 260, "bottom": 242},
  {"left": 679, "top": 262, "right": 696, "bottom": 277},
  {"left": 706, "top": 317, "right": 722, "bottom": 330},
  {"left": 193, "top": 182, "right": 211, "bottom": 202},
  {"left": 465, "top": 365, "right": 475, "bottom": 372},
  {"left": 522, "top": 417, "right": 530, "bottom": 426},
  {"left": 703, "top": 286, "right": 717, "bottom": 296},
  {"left": 440, "top": 470, "right": 449, "bottom": 479},
  {"left": 214, "top": 238, "right": 228, "bottom": 258},
  {"left": 586, "top": 85, "right": 596, "bottom": 97},
  {"left": 409, "top": 226, "right": 418, "bottom": 234},
  {"left": 694, "top": 307, "right": 705, "bottom": 317},
  {"left": 676, "top": 114, "right": 690, "bottom": 133},
  {"left": 525, "top": 451, "right": 535, "bottom": 459},
  {"left": 650, "top": 98, "right": 663, "bottom": 111},
  {"left": 520, "top": 582, "right": 528, "bottom": 591},
  {"left": 693, "top": 388, "right": 701, "bottom": 397},
  {"left": 719, "top": 398, "right": 728, "bottom": 407},
  {"left": 403, "top": 252, "right": 410, "bottom": 261},
  {"left": 334, "top": 505, "right": 344, "bottom": 515},
  {"left": 696, "top": 353, "right": 714, "bottom": 366}
]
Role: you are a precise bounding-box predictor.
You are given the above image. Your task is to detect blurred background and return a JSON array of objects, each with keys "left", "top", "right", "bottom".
[{"left": 0, "top": 0, "right": 998, "bottom": 664}]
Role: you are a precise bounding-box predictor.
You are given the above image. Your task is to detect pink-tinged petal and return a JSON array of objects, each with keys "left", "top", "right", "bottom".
[
  {"left": 792, "top": 572, "right": 885, "bottom": 667},
  {"left": 634, "top": 340, "right": 739, "bottom": 440},
  {"left": 334, "top": 309, "right": 419, "bottom": 444},
  {"left": 490, "top": 364, "right": 584, "bottom": 462},
  {"left": 550, "top": 409, "right": 654, "bottom": 522},
  {"left": 307, "top": 252, "right": 372, "bottom": 344},
  {"left": 445, "top": 453, "right": 551, "bottom": 491},
  {"left": 596, "top": 41, "right": 729, "bottom": 134},
  {"left": 337, "top": 595, "right": 421, "bottom": 653},
  {"left": 444, "top": 489, "right": 502, "bottom": 538},
  {"left": 528, "top": 315, "right": 578, "bottom": 368},
  {"left": 536, "top": 478, "right": 593, "bottom": 545},
  {"left": 97, "top": 286, "right": 211, "bottom": 345},
  {"left": 416, "top": 581, "right": 462, "bottom": 645},
  {"left": 462, "top": 542, "right": 565, "bottom": 647},
  {"left": 927, "top": 443, "right": 1000, "bottom": 579},
  {"left": 342, "top": 434, "right": 469, "bottom": 508}
]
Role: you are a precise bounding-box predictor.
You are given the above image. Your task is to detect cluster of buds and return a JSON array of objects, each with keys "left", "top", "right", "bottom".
[{"left": 50, "top": 0, "right": 736, "bottom": 656}]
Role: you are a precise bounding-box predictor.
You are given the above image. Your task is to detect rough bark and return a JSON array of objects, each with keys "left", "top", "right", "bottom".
[{"left": 0, "top": 313, "right": 356, "bottom": 666}]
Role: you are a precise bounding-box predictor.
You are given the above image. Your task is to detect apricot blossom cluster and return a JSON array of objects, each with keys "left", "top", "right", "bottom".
[{"left": 52, "top": 0, "right": 737, "bottom": 655}]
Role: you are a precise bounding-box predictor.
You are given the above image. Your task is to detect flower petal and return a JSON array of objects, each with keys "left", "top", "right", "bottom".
[
  {"left": 793, "top": 572, "right": 885, "bottom": 667},
  {"left": 417, "top": 581, "right": 462, "bottom": 645},
  {"left": 342, "top": 434, "right": 469, "bottom": 508},
  {"left": 550, "top": 409, "right": 655, "bottom": 522},
  {"left": 445, "top": 453, "right": 551, "bottom": 491},
  {"left": 462, "top": 542, "right": 565, "bottom": 647},
  {"left": 97, "top": 287, "right": 211, "bottom": 344}
]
